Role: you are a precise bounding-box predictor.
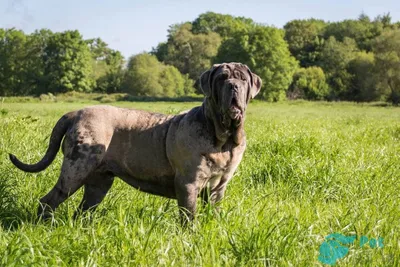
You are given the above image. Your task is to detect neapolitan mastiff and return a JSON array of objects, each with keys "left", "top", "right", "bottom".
[{"left": 9, "top": 62, "right": 262, "bottom": 222}]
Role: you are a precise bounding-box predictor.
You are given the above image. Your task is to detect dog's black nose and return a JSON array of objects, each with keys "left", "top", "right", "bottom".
[{"left": 229, "top": 82, "right": 239, "bottom": 91}]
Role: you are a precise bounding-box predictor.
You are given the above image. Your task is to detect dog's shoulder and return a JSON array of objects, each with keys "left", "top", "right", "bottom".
[
  {"left": 175, "top": 106, "right": 210, "bottom": 135},
  {"left": 167, "top": 106, "right": 213, "bottom": 148}
]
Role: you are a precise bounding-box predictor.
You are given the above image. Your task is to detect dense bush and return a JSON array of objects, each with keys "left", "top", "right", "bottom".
[
  {"left": 123, "top": 53, "right": 194, "bottom": 97},
  {"left": 288, "top": 67, "right": 329, "bottom": 100}
]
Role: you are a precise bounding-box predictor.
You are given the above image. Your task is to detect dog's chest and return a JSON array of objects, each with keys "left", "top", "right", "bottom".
[{"left": 204, "top": 146, "right": 241, "bottom": 175}]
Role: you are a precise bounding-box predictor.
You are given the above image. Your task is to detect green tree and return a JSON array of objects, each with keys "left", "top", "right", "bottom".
[
  {"left": 319, "top": 37, "right": 359, "bottom": 99},
  {"left": 372, "top": 29, "right": 400, "bottom": 104},
  {"left": 284, "top": 19, "right": 327, "bottom": 67},
  {"left": 86, "top": 38, "right": 125, "bottom": 93},
  {"left": 123, "top": 53, "right": 192, "bottom": 97},
  {"left": 347, "top": 51, "right": 378, "bottom": 101},
  {"left": 288, "top": 67, "right": 329, "bottom": 100},
  {"left": 24, "top": 29, "right": 53, "bottom": 95},
  {"left": 87, "top": 38, "right": 109, "bottom": 61},
  {"left": 159, "top": 23, "right": 222, "bottom": 84},
  {"left": 183, "top": 74, "right": 195, "bottom": 95},
  {"left": 191, "top": 12, "right": 254, "bottom": 39},
  {"left": 96, "top": 50, "right": 125, "bottom": 93},
  {"left": 215, "top": 25, "right": 298, "bottom": 101},
  {"left": 123, "top": 53, "right": 163, "bottom": 96},
  {"left": 0, "top": 28, "right": 29, "bottom": 96},
  {"left": 374, "top": 13, "right": 393, "bottom": 29},
  {"left": 159, "top": 65, "right": 186, "bottom": 97},
  {"left": 87, "top": 38, "right": 111, "bottom": 84},
  {"left": 151, "top": 42, "right": 168, "bottom": 62},
  {"left": 42, "top": 30, "right": 94, "bottom": 93},
  {"left": 323, "top": 17, "right": 383, "bottom": 51},
  {"left": 90, "top": 59, "right": 108, "bottom": 88}
]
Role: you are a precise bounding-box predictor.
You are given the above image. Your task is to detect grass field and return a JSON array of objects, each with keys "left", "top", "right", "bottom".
[{"left": 0, "top": 100, "right": 399, "bottom": 266}]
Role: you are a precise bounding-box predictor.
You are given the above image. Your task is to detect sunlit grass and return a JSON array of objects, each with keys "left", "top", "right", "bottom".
[{"left": 0, "top": 100, "right": 399, "bottom": 266}]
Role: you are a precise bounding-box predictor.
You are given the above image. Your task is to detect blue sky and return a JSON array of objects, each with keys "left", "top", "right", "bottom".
[{"left": 1, "top": 0, "right": 399, "bottom": 58}]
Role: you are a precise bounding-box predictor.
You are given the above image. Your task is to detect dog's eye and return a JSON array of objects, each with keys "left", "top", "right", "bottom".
[
  {"left": 220, "top": 73, "right": 229, "bottom": 80},
  {"left": 240, "top": 73, "right": 247, "bottom": 81}
]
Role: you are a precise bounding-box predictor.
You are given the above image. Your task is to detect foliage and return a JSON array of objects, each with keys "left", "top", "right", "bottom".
[
  {"left": 1, "top": 11, "right": 400, "bottom": 103},
  {"left": 372, "top": 29, "right": 400, "bottom": 104},
  {"left": 284, "top": 19, "right": 327, "bottom": 67},
  {"left": 159, "top": 65, "right": 185, "bottom": 97},
  {"left": 347, "top": 51, "right": 379, "bottom": 101},
  {"left": 0, "top": 28, "right": 29, "bottom": 96},
  {"left": 288, "top": 67, "right": 329, "bottom": 100},
  {"left": 191, "top": 12, "right": 255, "bottom": 38},
  {"left": 123, "top": 53, "right": 193, "bottom": 97},
  {"left": 152, "top": 13, "right": 255, "bottom": 93},
  {"left": 87, "top": 38, "right": 125, "bottom": 93},
  {"left": 96, "top": 51, "right": 125, "bottom": 94},
  {"left": 215, "top": 25, "right": 298, "bottom": 101},
  {"left": 323, "top": 18, "right": 383, "bottom": 51},
  {"left": 319, "top": 37, "right": 359, "bottom": 99},
  {"left": 41, "top": 30, "right": 94, "bottom": 93},
  {"left": 153, "top": 23, "right": 222, "bottom": 89},
  {"left": 123, "top": 53, "right": 163, "bottom": 96}
]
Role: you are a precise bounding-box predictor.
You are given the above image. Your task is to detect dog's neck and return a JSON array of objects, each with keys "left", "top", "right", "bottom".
[{"left": 202, "top": 99, "right": 245, "bottom": 147}]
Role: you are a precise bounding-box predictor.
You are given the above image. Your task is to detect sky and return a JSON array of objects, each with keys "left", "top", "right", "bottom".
[{"left": 1, "top": 0, "right": 399, "bottom": 58}]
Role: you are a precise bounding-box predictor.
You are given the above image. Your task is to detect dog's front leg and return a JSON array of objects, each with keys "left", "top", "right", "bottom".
[
  {"left": 174, "top": 175, "right": 199, "bottom": 225},
  {"left": 202, "top": 173, "right": 232, "bottom": 208}
]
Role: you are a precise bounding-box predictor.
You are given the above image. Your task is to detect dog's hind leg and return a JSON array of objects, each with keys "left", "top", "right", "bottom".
[
  {"left": 74, "top": 171, "right": 114, "bottom": 218},
  {"left": 37, "top": 147, "right": 105, "bottom": 220}
]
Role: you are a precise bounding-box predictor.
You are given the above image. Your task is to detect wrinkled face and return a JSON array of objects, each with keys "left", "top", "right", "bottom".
[{"left": 200, "top": 63, "right": 262, "bottom": 128}]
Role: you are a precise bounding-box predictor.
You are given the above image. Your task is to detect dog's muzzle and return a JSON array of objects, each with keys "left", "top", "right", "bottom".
[
  {"left": 229, "top": 106, "right": 242, "bottom": 120},
  {"left": 228, "top": 97, "right": 243, "bottom": 121}
]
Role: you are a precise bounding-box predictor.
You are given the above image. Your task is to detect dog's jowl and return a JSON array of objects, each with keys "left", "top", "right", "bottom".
[{"left": 9, "top": 62, "right": 262, "bottom": 222}]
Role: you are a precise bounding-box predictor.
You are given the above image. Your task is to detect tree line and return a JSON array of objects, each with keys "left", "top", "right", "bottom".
[{"left": 1, "top": 12, "right": 399, "bottom": 103}]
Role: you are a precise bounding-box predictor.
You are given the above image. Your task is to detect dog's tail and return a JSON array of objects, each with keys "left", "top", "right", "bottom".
[{"left": 9, "top": 112, "right": 76, "bottom": 173}]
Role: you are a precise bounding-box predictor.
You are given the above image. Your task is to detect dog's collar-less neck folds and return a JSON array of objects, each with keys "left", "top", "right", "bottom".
[{"left": 202, "top": 99, "right": 244, "bottom": 147}]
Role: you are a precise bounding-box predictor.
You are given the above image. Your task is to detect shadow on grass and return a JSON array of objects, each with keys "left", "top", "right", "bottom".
[
  {"left": 0, "top": 176, "right": 32, "bottom": 231},
  {"left": 366, "top": 101, "right": 394, "bottom": 107}
]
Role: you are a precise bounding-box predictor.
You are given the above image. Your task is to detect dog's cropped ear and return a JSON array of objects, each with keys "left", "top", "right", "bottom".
[
  {"left": 200, "top": 64, "right": 221, "bottom": 97},
  {"left": 250, "top": 73, "right": 262, "bottom": 99}
]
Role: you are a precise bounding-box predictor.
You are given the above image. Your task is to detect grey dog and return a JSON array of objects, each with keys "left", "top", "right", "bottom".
[{"left": 9, "top": 62, "right": 262, "bottom": 222}]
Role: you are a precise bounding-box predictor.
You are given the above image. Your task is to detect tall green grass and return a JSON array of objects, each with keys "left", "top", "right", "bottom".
[{"left": 0, "top": 101, "right": 399, "bottom": 266}]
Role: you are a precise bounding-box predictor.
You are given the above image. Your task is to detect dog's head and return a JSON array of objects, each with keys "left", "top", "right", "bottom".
[{"left": 200, "top": 63, "right": 262, "bottom": 128}]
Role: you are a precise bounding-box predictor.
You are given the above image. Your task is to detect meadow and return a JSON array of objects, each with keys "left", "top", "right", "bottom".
[{"left": 0, "top": 99, "right": 399, "bottom": 266}]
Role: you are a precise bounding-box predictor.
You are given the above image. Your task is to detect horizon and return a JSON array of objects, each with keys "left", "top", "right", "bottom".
[{"left": 1, "top": 0, "right": 399, "bottom": 58}]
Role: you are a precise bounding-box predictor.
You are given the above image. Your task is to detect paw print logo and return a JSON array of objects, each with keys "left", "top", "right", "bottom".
[
  {"left": 318, "top": 233, "right": 383, "bottom": 265},
  {"left": 318, "top": 233, "right": 356, "bottom": 266}
]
